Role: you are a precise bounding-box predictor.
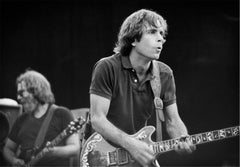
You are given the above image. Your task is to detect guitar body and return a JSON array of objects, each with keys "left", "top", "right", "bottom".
[
  {"left": 80, "top": 125, "right": 239, "bottom": 167},
  {"left": 80, "top": 126, "right": 156, "bottom": 167}
]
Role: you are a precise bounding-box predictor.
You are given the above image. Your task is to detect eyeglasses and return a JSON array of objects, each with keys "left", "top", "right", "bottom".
[{"left": 17, "top": 89, "right": 29, "bottom": 98}]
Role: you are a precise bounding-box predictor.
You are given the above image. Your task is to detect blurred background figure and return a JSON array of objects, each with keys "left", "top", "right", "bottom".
[
  {"left": 3, "top": 70, "right": 80, "bottom": 167},
  {"left": 0, "top": 98, "right": 22, "bottom": 166}
]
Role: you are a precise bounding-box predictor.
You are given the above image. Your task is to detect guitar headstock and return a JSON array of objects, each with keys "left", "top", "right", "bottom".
[{"left": 67, "top": 117, "right": 86, "bottom": 134}]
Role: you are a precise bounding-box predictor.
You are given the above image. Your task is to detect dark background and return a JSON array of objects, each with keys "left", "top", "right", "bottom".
[{"left": 0, "top": 0, "right": 239, "bottom": 166}]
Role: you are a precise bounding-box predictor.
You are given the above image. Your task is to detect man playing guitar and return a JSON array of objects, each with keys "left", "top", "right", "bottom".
[
  {"left": 3, "top": 70, "right": 80, "bottom": 167},
  {"left": 89, "top": 9, "right": 196, "bottom": 167}
]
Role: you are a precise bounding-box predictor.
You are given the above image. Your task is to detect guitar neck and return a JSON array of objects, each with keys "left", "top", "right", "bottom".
[
  {"left": 152, "top": 126, "right": 239, "bottom": 154},
  {"left": 28, "top": 128, "right": 69, "bottom": 166},
  {"left": 24, "top": 117, "right": 84, "bottom": 167}
]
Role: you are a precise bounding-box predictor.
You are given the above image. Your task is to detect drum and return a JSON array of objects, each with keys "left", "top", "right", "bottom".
[{"left": 0, "top": 111, "right": 10, "bottom": 143}]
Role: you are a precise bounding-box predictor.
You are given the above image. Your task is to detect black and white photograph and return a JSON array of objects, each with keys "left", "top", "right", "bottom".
[{"left": 0, "top": 0, "right": 239, "bottom": 166}]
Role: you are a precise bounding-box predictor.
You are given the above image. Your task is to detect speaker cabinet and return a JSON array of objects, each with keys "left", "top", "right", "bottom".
[{"left": 0, "top": 104, "right": 22, "bottom": 144}]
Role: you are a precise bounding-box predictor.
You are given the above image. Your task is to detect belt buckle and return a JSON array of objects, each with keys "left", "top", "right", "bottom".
[{"left": 154, "top": 97, "right": 163, "bottom": 110}]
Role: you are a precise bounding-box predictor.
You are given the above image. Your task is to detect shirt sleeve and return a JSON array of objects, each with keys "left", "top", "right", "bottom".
[
  {"left": 89, "top": 59, "right": 113, "bottom": 100},
  {"left": 162, "top": 71, "right": 177, "bottom": 107},
  {"left": 57, "top": 107, "right": 74, "bottom": 130}
]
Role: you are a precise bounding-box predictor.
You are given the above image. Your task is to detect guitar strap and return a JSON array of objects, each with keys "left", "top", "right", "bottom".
[
  {"left": 150, "top": 60, "right": 165, "bottom": 141},
  {"left": 34, "top": 104, "right": 57, "bottom": 150}
]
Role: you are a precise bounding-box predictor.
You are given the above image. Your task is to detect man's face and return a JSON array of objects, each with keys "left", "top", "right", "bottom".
[
  {"left": 133, "top": 20, "right": 166, "bottom": 60},
  {"left": 17, "top": 81, "right": 38, "bottom": 113}
]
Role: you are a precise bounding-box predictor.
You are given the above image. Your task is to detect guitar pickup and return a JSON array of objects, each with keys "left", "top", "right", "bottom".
[
  {"left": 107, "top": 148, "right": 129, "bottom": 166},
  {"left": 108, "top": 151, "right": 117, "bottom": 166},
  {"left": 117, "top": 148, "right": 128, "bottom": 165}
]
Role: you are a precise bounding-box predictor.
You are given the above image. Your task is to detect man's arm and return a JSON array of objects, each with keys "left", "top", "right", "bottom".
[
  {"left": 3, "top": 138, "right": 25, "bottom": 166},
  {"left": 164, "top": 103, "right": 196, "bottom": 154},
  {"left": 47, "top": 133, "right": 80, "bottom": 158},
  {"left": 90, "top": 94, "right": 155, "bottom": 166}
]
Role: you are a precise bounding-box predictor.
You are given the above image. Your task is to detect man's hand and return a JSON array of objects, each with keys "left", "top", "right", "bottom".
[
  {"left": 43, "top": 141, "right": 55, "bottom": 157},
  {"left": 174, "top": 135, "right": 196, "bottom": 155},
  {"left": 126, "top": 137, "right": 155, "bottom": 167},
  {"left": 12, "top": 157, "right": 25, "bottom": 167}
]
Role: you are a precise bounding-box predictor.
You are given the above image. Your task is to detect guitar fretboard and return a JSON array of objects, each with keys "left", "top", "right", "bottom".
[{"left": 152, "top": 126, "right": 239, "bottom": 154}]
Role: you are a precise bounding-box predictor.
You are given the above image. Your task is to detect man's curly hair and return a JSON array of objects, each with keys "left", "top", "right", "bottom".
[{"left": 16, "top": 70, "right": 55, "bottom": 104}]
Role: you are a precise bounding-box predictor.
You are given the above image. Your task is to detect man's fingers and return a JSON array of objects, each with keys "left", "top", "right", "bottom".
[{"left": 174, "top": 136, "right": 196, "bottom": 155}]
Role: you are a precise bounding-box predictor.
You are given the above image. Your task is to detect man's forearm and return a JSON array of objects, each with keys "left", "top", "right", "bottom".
[
  {"left": 3, "top": 147, "right": 18, "bottom": 165},
  {"left": 91, "top": 115, "right": 132, "bottom": 150},
  {"left": 166, "top": 119, "right": 188, "bottom": 138},
  {"left": 49, "top": 144, "right": 79, "bottom": 158}
]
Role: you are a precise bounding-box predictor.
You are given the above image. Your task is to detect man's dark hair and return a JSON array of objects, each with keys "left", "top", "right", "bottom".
[{"left": 113, "top": 9, "right": 168, "bottom": 56}]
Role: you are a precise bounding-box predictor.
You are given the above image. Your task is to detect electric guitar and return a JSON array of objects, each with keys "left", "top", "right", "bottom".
[
  {"left": 80, "top": 125, "right": 239, "bottom": 167},
  {"left": 23, "top": 117, "right": 86, "bottom": 167}
]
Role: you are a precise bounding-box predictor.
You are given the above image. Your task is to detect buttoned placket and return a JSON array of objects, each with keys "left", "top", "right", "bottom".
[
  {"left": 130, "top": 69, "right": 138, "bottom": 84},
  {"left": 130, "top": 68, "right": 154, "bottom": 90}
]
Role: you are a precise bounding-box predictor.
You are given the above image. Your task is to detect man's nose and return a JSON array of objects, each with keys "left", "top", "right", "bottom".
[{"left": 157, "top": 34, "right": 166, "bottom": 44}]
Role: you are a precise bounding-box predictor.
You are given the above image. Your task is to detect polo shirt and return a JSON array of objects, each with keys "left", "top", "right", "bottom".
[{"left": 89, "top": 53, "right": 176, "bottom": 135}]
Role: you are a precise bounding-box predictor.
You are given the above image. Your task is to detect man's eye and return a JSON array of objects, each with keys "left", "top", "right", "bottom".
[
  {"left": 159, "top": 30, "right": 164, "bottom": 36},
  {"left": 146, "top": 29, "right": 155, "bottom": 34},
  {"left": 17, "top": 90, "right": 24, "bottom": 97},
  {"left": 149, "top": 30, "right": 156, "bottom": 34}
]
